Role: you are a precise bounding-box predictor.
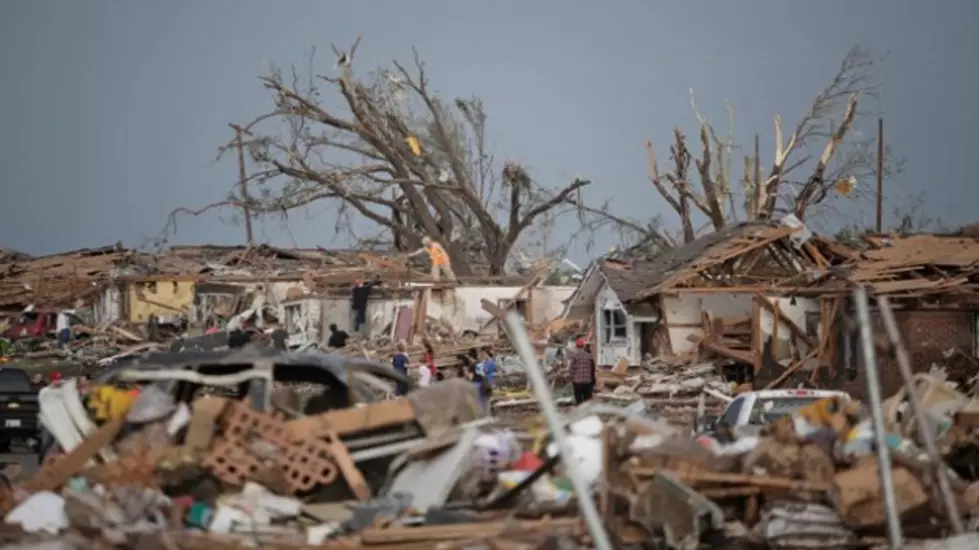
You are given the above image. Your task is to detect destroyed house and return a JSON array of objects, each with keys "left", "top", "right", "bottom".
[
  {"left": 806, "top": 231, "right": 979, "bottom": 398},
  {"left": 280, "top": 274, "right": 575, "bottom": 348},
  {"left": 0, "top": 244, "right": 131, "bottom": 313},
  {"left": 564, "top": 220, "right": 852, "bottom": 386}
]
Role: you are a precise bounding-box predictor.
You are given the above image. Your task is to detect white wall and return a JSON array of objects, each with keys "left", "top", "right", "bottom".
[
  {"left": 661, "top": 292, "right": 754, "bottom": 354},
  {"left": 595, "top": 283, "right": 635, "bottom": 365},
  {"left": 282, "top": 285, "right": 576, "bottom": 343},
  {"left": 758, "top": 296, "right": 820, "bottom": 358},
  {"left": 95, "top": 286, "right": 122, "bottom": 325}
]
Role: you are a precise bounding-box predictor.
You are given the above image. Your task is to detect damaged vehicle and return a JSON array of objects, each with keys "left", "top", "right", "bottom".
[
  {"left": 0, "top": 367, "right": 41, "bottom": 453},
  {"left": 37, "top": 346, "right": 487, "bottom": 502},
  {"left": 696, "top": 388, "right": 851, "bottom": 450},
  {"left": 40, "top": 347, "right": 414, "bottom": 462}
]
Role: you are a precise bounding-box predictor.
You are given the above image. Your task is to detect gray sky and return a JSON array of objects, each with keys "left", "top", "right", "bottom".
[{"left": 1, "top": 1, "right": 977, "bottom": 260}]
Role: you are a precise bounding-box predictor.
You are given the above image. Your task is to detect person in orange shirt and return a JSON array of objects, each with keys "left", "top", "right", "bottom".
[{"left": 410, "top": 236, "right": 457, "bottom": 282}]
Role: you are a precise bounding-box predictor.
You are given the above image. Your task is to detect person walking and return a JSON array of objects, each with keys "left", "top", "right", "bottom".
[
  {"left": 55, "top": 310, "right": 72, "bottom": 348},
  {"left": 392, "top": 341, "right": 410, "bottom": 396},
  {"left": 568, "top": 338, "right": 596, "bottom": 405}
]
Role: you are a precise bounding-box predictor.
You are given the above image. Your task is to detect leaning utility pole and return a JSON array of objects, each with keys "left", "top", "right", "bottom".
[{"left": 230, "top": 124, "right": 255, "bottom": 245}]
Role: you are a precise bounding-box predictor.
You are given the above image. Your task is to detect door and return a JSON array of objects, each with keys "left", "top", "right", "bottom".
[{"left": 637, "top": 322, "right": 658, "bottom": 359}]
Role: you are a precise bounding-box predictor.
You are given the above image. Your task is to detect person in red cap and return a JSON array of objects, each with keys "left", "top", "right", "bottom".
[
  {"left": 568, "top": 338, "right": 596, "bottom": 404},
  {"left": 48, "top": 372, "right": 63, "bottom": 386}
]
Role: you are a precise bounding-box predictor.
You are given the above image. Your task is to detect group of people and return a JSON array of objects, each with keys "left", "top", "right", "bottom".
[
  {"left": 388, "top": 340, "right": 498, "bottom": 413},
  {"left": 391, "top": 340, "right": 447, "bottom": 394}
]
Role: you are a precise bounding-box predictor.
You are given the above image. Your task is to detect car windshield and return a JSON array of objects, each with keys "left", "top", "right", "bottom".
[
  {"left": 0, "top": 369, "right": 32, "bottom": 392},
  {"left": 748, "top": 397, "right": 823, "bottom": 423}
]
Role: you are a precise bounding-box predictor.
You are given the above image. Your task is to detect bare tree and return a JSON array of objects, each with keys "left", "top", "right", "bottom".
[
  {"left": 634, "top": 45, "right": 903, "bottom": 244},
  {"left": 166, "top": 38, "right": 610, "bottom": 275}
]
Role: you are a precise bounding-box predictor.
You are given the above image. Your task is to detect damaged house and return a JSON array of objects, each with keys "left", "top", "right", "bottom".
[
  {"left": 808, "top": 231, "right": 979, "bottom": 397},
  {"left": 564, "top": 219, "right": 853, "bottom": 386},
  {"left": 281, "top": 274, "right": 575, "bottom": 347}
]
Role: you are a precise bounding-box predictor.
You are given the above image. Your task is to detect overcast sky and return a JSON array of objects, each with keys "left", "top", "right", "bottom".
[{"left": 1, "top": 1, "right": 976, "bottom": 261}]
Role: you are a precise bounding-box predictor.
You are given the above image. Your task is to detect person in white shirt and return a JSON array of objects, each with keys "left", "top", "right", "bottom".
[
  {"left": 55, "top": 310, "right": 72, "bottom": 348},
  {"left": 417, "top": 362, "right": 433, "bottom": 387}
]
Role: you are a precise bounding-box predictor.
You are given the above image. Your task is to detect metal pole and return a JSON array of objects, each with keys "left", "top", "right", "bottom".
[
  {"left": 877, "top": 296, "right": 965, "bottom": 534},
  {"left": 853, "top": 286, "right": 903, "bottom": 548},
  {"left": 504, "top": 312, "right": 614, "bottom": 550},
  {"left": 875, "top": 117, "right": 884, "bottom": 233}
]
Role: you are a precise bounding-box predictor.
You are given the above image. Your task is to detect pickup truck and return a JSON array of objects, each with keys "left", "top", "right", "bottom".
[
  {"left": 0, "top": 367, "right": 40, "bottom": 453},
  {"left": 698, "top": 388, "right": 850, "bottom": 444}
]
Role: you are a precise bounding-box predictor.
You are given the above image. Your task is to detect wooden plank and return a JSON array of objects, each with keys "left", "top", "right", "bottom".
[
  {"left": 637, "top": 226, "right": 799, "bottom": 299},
  {"left": 755, "top": 294, "right": 817, "bottom": 349},
  {"left": 765, "top": 348, "right": 819, "bottom": 389},
  {"left": 286, "top": 398, "right": 416, "bottom": 439}
]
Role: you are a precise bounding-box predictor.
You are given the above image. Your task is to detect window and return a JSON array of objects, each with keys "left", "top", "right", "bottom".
[
  {"left": 718, "top": 397, "right": 745, "bottom": 427},
  {"left": 748, "top": 397, "right": 822, "bottom": 424},
  {"left": 602, "top": 308, "right": 628, "bottom": 343}
]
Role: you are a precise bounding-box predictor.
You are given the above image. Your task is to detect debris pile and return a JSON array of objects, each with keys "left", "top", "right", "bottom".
[{"left": 1, "top": 333, "right": 979, "bottom": 549}]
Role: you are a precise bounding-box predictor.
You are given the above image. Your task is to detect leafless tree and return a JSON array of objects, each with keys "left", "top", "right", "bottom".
[
  {"left": 632, "top": 45, "right": 903, "bottom": 245},
  {"left": 164, "top": 38, "right": 624, "bottom": 276}
]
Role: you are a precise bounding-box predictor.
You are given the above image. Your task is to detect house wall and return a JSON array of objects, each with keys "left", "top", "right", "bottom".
[
  {"left": 758, "top": 296, "right": 821, "bottom": 360},
  {"left": 839, "top": 309, "right": 978, "bottom": 400},
  {"left": 595, "top": 283, "right": 636, "bottom": 365},
  {"left": 661, "top": 292, "right": 754, "bottom": 354},
  {"left": 126, "top": 280, "right": 196, "bottom": 323},
  {"left": 94, "top": 286, "right": 122, "bottom": 325},
  {"left": 282, "top": 285, "right": 575, "bottom": 345}
]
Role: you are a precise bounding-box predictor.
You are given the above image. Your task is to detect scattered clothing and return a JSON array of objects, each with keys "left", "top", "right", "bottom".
[
  {"left": 327, "top": 329, "right": 349, "bottom": 349},
  {"left": 392, "top": 352, "right": 409, "bottom": 396}
]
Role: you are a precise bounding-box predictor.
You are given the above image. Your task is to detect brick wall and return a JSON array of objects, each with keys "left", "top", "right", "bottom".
[{"left": 839, "top": 310, "right": 976, "bottom": 399}]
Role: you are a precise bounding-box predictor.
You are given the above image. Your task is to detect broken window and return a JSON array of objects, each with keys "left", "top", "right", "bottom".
[
  {"left": 719, "top": 397, "right": 745, "bottom": 427},
  {"left": 602, "top": 308, "right": 628, "bottom": 343},
  {"left": 283, "top": 304, "right": 303, "bottom": 334}
]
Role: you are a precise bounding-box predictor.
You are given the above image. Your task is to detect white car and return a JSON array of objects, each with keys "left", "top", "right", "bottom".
[{"left": 698, "top": 388, "right": 851, "bottom": 447}]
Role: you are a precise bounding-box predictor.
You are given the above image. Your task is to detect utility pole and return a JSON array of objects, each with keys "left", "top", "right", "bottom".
[
  {"left": 875, "top": 117, "right": 884, "bottom": 234},
  {"left": 231, "top": 124, "right": 255, "bottom": 245},
  {"left": 753, "top": 133, "right": 761, "bottom": 219}
]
